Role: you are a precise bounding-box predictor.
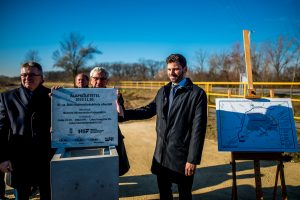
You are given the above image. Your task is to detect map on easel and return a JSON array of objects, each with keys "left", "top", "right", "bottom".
[{"left": 216, "top": 98, "right": 299, "bottom": 152}]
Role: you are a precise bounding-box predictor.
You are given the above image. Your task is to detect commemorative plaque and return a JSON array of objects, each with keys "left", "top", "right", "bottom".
[{"left": 51, "top": 88, "right": 118, "bottom": 148}]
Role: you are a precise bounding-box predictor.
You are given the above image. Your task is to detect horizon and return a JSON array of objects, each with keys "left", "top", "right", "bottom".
[{"left": 0, "top": 0, "right": 299, "bottom": 77}]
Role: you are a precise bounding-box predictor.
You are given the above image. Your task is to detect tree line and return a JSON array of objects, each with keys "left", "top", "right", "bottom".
[{"left": 21, "top": 31, "right": 300, "bottom": 85}]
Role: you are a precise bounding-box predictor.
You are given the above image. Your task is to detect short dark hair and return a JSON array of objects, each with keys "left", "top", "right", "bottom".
[
  {"left": 166, "top": 54, "right": 187, "bottom": 67},
  {"left": 21, "top": 61, "right": 43, "bottom": 75}
]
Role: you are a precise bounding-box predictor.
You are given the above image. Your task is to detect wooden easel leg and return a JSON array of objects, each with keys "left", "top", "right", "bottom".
[
  {"left": 254, "top": 160, "right": 263, "bottom": 200},
  {"left": 279, "top": 161, "right": 287, "bottom": 200},
  {"left": 273, "top": 162, "right": 280, "bottom": 200},
  {"left": 231, "top": 159, "right": 238, "bottom": 200}
]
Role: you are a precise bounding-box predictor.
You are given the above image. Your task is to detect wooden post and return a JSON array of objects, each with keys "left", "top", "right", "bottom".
[
  {"left": 270, "top": 89, "right": 274, "bottom": 98},
  {"left": 228, "top": 89, "right": 232, "bottom": 98},
  {"left": 254, "top": 160, "right": 263, "bottom": 199},
  {"left": 273, "top": 160, "right": 288, "bottom": 200},
  {"left": 231, "top": 155, "right": 238, "bottom": 200},
  {"left": 243, "top": 30, "right": 258, "bottom": 98}
]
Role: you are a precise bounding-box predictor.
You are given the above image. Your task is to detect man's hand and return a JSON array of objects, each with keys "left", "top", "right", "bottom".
[
  {"left": 0, "top": 160, "right": 13, "bottom": 173},
  {"left": 116, "top": 89, "right": 124, "bottom": 117},
  {"left": 116, "top": 100, "right": 124, "bottom": 117},
  {"left": 49, "top": 86, "right": 63, "bottom": 97},
  {"left": 185, "top": 162, "right": 196, "bottom": 176}
]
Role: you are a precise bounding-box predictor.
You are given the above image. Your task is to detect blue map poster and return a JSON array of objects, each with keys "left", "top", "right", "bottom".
[{"left": 216, "top": 98, "right": 299, "bottom": 152}]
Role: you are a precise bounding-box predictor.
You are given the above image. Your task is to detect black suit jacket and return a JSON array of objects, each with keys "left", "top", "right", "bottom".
[{"left": 0, "top": 85, "right": 51, "bottom": 187}]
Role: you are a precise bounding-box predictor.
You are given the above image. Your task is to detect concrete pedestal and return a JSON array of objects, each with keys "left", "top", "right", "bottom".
[{"left": 51, "top": 146, "right": 118, "bottom": 200}]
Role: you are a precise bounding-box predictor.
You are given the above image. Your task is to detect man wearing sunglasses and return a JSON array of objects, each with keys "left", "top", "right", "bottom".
[{"left": 0, "top": 62, "right": 52, "bottom": 200}]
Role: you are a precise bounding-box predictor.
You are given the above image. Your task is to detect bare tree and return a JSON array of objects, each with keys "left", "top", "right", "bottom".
[
  {"left": 194, "top": 49, "right": 207, "bottom": 73},
  {"left": 138, "top": 58, "right": 164, "bottom": 79},
  {"left": 251, "top": 44, "right": 266, "bottom": 81},
  {"left": 208, "top": 54, "right": 220, "bottom": 81},
  {"left": 131, "top": 63, "right": 149, "bottom": 80},
  {"left": 288, "top": 26, "right": 300, "bottom": 94},
  {"left": 264, "top": 36, "right": 294, "bottom": 81},
  {"left": 192, "top": 49, "right": 208, "bottom": 81},
  {"left": 23, "top": 50, "right": 41, "bottom": 63},
  {"left": 230, "top": 43, "right": 244, "bottom": 81},
  {"left": 208, "top": 51, "right": 231, "bottom": 81},
  {"left": 52, "top": 32, "right": 101, "bottom": 86}
]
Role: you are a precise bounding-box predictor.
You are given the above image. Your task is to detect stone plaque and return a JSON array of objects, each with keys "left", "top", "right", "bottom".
[{"left": 51, "top": 88, "right": 118, "bottom": 148}]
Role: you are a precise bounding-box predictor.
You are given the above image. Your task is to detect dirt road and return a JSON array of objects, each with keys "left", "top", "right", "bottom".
[{"left": 119, "top": 119, "right": 300, "bottom": 200}]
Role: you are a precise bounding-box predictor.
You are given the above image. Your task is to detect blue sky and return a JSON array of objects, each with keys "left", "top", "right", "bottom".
[{"left": 0, "top": 0, "right": 299, "bottom": 77}]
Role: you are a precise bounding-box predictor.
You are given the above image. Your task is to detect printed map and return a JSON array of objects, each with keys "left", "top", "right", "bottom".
[{"left": 216, "top": 98, "right": 298, "bottom": 152}]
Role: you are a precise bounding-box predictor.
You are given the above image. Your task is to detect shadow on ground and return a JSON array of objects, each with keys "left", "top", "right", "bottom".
[
  {"left": 4, "top": 161, "right": 299, "bottom": 199},
  {"left": 120, "top": 161, "right": 300, "bottom": 200}
]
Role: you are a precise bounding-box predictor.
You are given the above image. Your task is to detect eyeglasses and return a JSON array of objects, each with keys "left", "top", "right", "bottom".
[
  {"left": 92, "top": 77, "right": 107, "bottom": 81},
  {"left": 20, "top": 73, "right": 41, "bottom": 77}
]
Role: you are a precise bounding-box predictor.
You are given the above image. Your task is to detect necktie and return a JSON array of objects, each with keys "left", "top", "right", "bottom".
[{"left": 168, "top": 85, "right": 178, "bottom": 114}]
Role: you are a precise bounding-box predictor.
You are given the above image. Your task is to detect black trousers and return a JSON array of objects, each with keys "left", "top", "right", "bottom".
[
  {"left": 12, "top": 161, "right": 51, "bottom": 200},
  {"left": 0, "top": 171, "right": 5, "bottom": 198},
  {"left": 156, "top": 168, "right": 194, "bottom": 200},
  {"left": 14, "top": 180, "right": 50, "bottom": 200}
]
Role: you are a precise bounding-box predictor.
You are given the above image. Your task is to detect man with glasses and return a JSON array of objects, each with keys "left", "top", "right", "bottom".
[
  {"left": 90, "top": 67, "right": 109, "bottom": 88},
  {"left": 0, "top": 62, "right": 52, "bottom": 200},
  {"left": 90, "top": 67, "right": 130, "bottom": 176}
]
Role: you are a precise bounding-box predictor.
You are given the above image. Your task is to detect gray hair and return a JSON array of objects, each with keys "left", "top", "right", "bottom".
[{"left": 89, "top": 67, "right": 109, "bottom": 79}]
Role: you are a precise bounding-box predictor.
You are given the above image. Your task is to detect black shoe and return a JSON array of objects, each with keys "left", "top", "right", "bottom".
[{"left": 30, "top": 186, "right": 40, "bottom": 196}]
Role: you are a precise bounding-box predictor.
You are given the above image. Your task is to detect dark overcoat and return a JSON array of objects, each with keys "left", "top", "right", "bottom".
[
  {"left": 0, "top": 85, "right": 52, "bottom": 187},
  {"left": 125, "top": 78, "right": 207, "bottom": 174},
  {"left": 117, "top": 94, "right": 130, "bottom": 176}
]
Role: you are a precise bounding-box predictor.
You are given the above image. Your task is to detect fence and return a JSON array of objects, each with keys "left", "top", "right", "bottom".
[{"left": 112, "top": 81, "right": 300, "bottom": 120}]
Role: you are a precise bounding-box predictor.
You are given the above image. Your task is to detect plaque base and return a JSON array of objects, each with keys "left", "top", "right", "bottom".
[{"left": 50, "top": 146, "right": 119, "bottom": 200}]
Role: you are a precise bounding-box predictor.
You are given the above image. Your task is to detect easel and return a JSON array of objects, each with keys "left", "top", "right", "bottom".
[
  {"left": 231, "top": 152, "right": 287, "bottom": 200},
  {"left": 231, "top": 30, "right": 288, "bottom": 200}
]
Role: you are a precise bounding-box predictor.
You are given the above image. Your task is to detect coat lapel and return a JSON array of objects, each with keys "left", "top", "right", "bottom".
[{"left": 14, "top": 87, "right": 30, "bottom": 110}]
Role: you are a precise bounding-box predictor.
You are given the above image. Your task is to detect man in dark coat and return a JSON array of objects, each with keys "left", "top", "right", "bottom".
[
  {"left": 124, "top": 54, "right": 207, "bottom": 200},
  {"left": 0, "top": 62, "right": 52, "bottom": 200}
]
